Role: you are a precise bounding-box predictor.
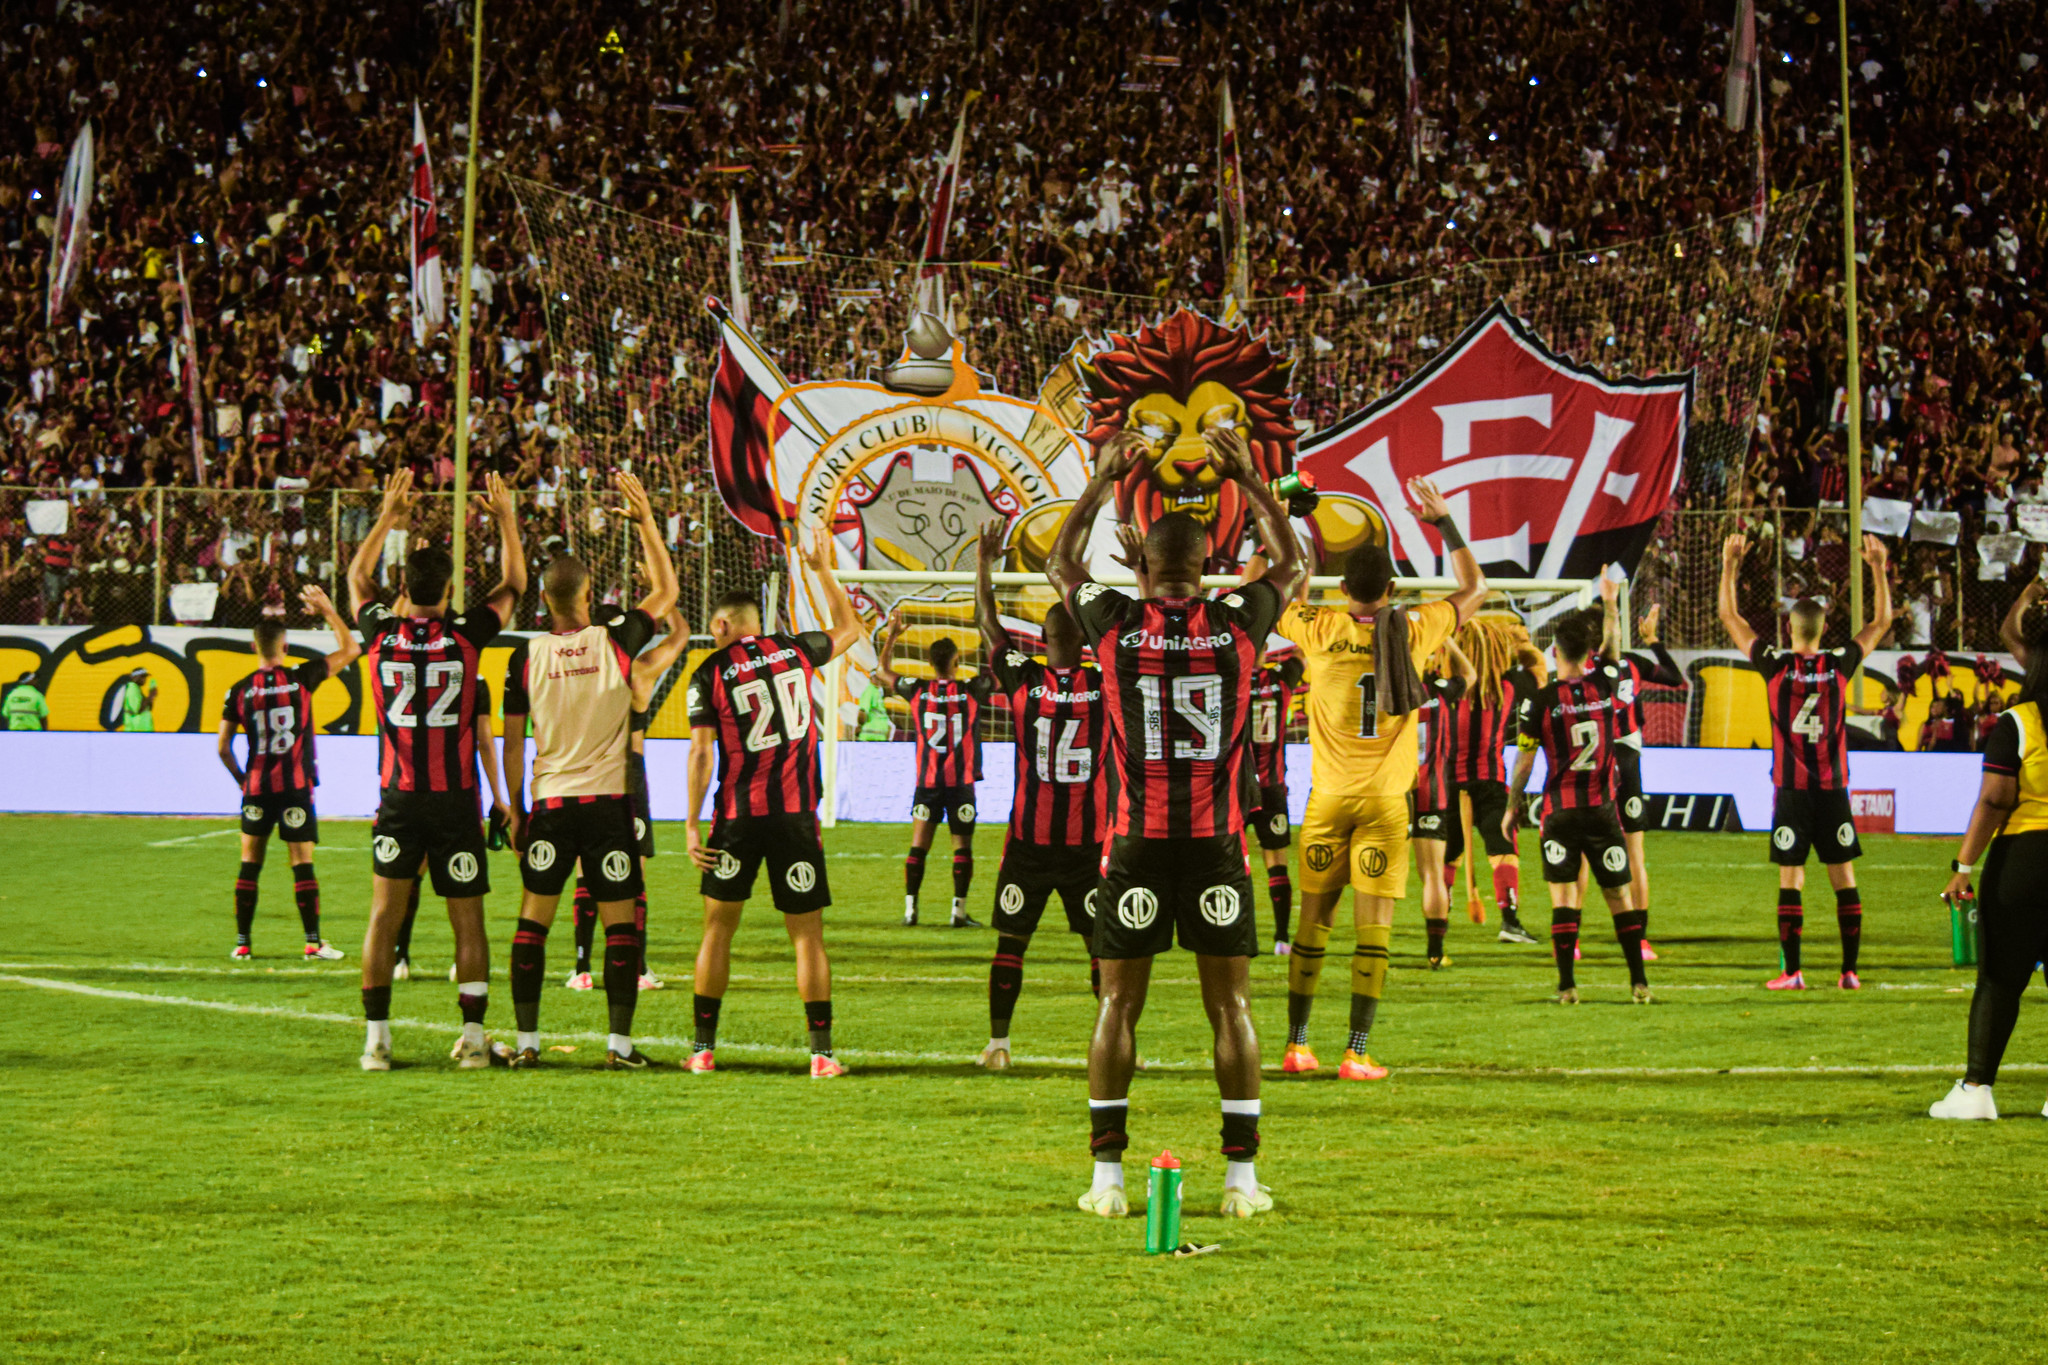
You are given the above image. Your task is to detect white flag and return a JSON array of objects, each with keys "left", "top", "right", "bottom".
[
  {"left": 913, "top": 93, "right": 977, "bottom": 323},
  {"left": 728, "top": 197, "right": 749, "bottom": 330},
  {"left": 46, "top": 122, "right": 93, "bottom": 326},
  {"left": 407, "top": 103, "right": 445, "bottom": 343},
  {"left": 1724, "top": 0, "right": 1756, "bottom": 131},
  {"left": 1404, "top": 4, "right": 1423, "bottom": 167}
]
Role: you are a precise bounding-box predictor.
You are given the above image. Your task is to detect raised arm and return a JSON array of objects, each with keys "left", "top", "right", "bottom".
[
  {"left": 1207, "top": 424, "right": 1300, "bottom": 598},
  {"left": 873, "top": 611, "right": 908, "bottom": 692},
  {"left": 1635, "top": 604, "right": 1686, "bottom": 687},
  {"left": 1852, "top": 533, "right": 1894, "bottom": 656},
  {"left": 972, "top": 518, "right": 1010, "bottom": 660},
  {"left": 1111, "top": 521, "right": 1152, "bottom": 600},
  {"left": 1598, "top": 575, "right": 1621, "bottom": 660},
  {"left": 478, "top": 471, "right": 526, "bottom": 627},
  {"left": 1717, "top": 533, "right": 1758, "bottom": 655},
  {"left": 300, "top": 585, "right": 360, "bottom": 675},
  {"left": 617, "top": 471, "right": 678, "bottom": 620},
  {"left": 1407, "top": 476, "right": 1485, "bottom": 625},
  {"left": 2000, "top": 579, "right": 2043, "bottom": 665},
  {"left": 631, "top": 607, "right": 694, "bottom": 701},
  {"left": 797, "top": 522, "right": 864, "bottom": 659},
  {"left": 1048, "top": 431, "right": 1143, "bottom": 603},
  {"left": 1444, "top": 636, "right": 1477, "bottom": 688},
  {"left": 347, "top": 468, "right": 414, "bottom": 616}
]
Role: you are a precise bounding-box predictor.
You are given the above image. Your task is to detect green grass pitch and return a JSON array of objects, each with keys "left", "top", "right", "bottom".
[{"left": 3, "top": 816, "right": 2045, "bottom": 1362}]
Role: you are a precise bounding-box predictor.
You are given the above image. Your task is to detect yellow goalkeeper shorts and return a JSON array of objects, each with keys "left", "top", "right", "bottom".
[{"left": 1297, "top": 789, "right": 1411, "bottom": 900}]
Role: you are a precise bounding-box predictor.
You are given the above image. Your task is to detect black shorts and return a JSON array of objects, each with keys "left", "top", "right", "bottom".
[
  {"left": 631, "top": 799, "right": 656, "bottom": 859},
  {"left": 1769, "top": 787, "right": 1861, "bottom": 866},
  {"left": 1538, "top": 805, "right": 1632, "bottom": 888},
  {"left": 1410, "top": 799, "right": 1465, "bottom": 866},
  {"left": 521, "top": 796, "right": 642, "bottom": 900},
  {"left": 1094, "top": 834, "right": 1256, "bottom": 960},
  {"left": 912, "top": 785, "right": 978, "bottom": 835},
  {"left": 372, "top": 789, "right": 490, "bottom": 898},
  {"left": 241, "top": 789, "right": 318, "bottom": 843},
  {"left": 1457, "top": 779, "right": 1518, "bottom": 859},
  {"left": 1248, "top": 786, "right": 1292, "bottom": 851},
  {"left": 992, "top": 840, "right": 1100, "bottom": 937},
  {"left": 1615, "top": 746, "right": 1648, "bottom": 833},
  {"left": 701, "top": 812, "right": 831, "bottom": 914}
]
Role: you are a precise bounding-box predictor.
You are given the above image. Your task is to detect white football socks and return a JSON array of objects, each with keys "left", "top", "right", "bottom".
[
  {"left": 365, "top": 1020, "right": 392, "bottom": 1051},
  {"left": 1225, "top": 1160, "right": 1259, "bottom": 1193},
  {"left": 1092, "top": 1160, "right": 1125, "bottom": 1192},
  {"left": 609, "top": 1033, "right": 633, "bottom": 1056},
  {"left": 988, "top": 1035, "right": 1010, "bottom": 1052},
  {"left": 517, "top": 1031, "right": 540, "bottom": 1054}
]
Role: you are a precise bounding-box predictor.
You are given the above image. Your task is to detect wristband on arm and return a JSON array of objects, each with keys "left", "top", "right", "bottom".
[{"left": 1431, "top": 515, "right": 1467, "bottom": 553}]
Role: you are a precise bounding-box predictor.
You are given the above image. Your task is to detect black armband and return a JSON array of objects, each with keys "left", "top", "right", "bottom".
[{"left": 1431, "top": 515, "right": 1467, "bottom": 553}]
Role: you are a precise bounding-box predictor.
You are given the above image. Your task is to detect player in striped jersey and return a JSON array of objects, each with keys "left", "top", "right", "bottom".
[
  {"left": 1719, "top": 532, "right": 1892, "bottom": 990},
  {"left": 1050, "top": 424, "right": 1299, "bottom": 1221},
  {"left": 1441, "top": 618, "right": 1548, "bottom": 943},
  {"left": 1409, "top": 637, "right": 1476, "bottom": 968},
  {"left": 1595, "top": 580, "right": 1688, "bottom": 961},
  {"left": 970, "top": 518, "right": 1109, "bottom": 1070},
  {"left": 684, "top": 526, "right": 865, "bottom": 1077},
  {"left": 216, "top": 585, "right": 360, "bottom": 961},
  {"left": 876, "top": 613, "right": 997, "bottom": 927},
  {"left": 1505, "top": 608, "right": 1650, "bottom": 1004},
  {"left": 347, "top": 468, "right": 527, "bottom": 1072},
  {"left": 1246, "top": 655, "right": 1306, "bottom": 951}
]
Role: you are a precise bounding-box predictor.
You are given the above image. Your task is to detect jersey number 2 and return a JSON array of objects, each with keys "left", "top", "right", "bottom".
[
  {"left": 381, "top": 661, "right": 463, "bottom": 729},
  {"left": 1566, "top": 719, "right": 1602, "bottom": 772}
]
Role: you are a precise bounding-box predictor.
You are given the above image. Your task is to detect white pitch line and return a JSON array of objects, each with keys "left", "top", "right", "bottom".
[
  {"left": 146, "top": 828, "right": 242, "bottom": 848},
  {"left": 0, "top": 973, "right": 2025, "bottom": 1078}
]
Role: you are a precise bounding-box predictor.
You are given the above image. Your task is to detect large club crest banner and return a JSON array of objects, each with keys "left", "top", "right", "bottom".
[{"left": 1295, "top": 302, "right": 1691, "bottom": 582}]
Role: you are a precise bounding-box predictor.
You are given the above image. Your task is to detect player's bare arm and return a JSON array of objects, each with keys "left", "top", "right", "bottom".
[
  {"left": 1208, "top": 423, "right": 1301, "bottom": 598},
  {"left": 2000, "top": 579, "right": 2043, "bottom": 664},
  {"left": 346, "top": 468, "right": 415, "bottom": 615},
  {"left": 1407, "top": 475, "right": 1486, "bottom": 624},
  {"left": 1047, "top": 429, "right": 1142, "bottom": 601},
  {"left": 476, "top": 704, "right": 512, "bottom": 829},
  {"left": 1717, "top": 533, "right": 1758, "bottom": 654},
  {"left": 1598, "top": 575, "right": 1621, "bottom": 660},
  {"left": 616, "top": 471, "right": 679, "bottom": 620},
  {"left": 497, "top": 704, "right": 526, "bottom": 847},
  {"left": 1503, "top": 745, "right": 1536, "bottom": 847},
  {"left": 216, "top": 717, "right": 245, "bottom": 787},
  {"left": 478, "top": 471, "right": 526, "bottom": 627},
  {"left": 631, "top": 606, "right": 694, "bottom": 703},
  {"left": 1852, "top": 534, "right": 1893, "bottom": 656},
  {"left": 1944, "top": 768, "right": 2018, "bottom": 905},
  {"left": 685, "top": 726, "right": 718, "bottom": 870},
  {"left": 873, "top": 611, "right": 909, "bottom": 691},
  {"left": 1445, "top": 636, "right": 1478, "bottom": 688},
  {"left": 300, "top": 584, "right": 360, "bottom": 675},
  {"left": 1515, "top": 641, "right": 1551, "bottom": 689},
  {"left": 972, "top": 519, "right": 1011, "bottom": 659},
  {"left": 799, "top": 522, "right": 865, "bottom": 659}
]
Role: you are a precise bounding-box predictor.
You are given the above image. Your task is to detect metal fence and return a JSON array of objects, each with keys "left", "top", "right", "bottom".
[{"left": 0, "top": 486, "right": 777, "bottom": 633}]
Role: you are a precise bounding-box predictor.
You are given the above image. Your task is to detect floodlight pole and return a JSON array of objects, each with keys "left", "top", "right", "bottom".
[
  {"left": 1838, "top": 0, "right": 1865, "bottom": 665},
  {"left": 450, "top": 0, "right": 486, "bottom": 609}
]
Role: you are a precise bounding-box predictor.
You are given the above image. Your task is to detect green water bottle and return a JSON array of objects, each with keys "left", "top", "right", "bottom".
[
  {"left": 1144, "top": 1150, "right": 1183, "bottom": 1255},
  {"left": 1949, "top": 894, "right": 1979, "bottom": 968}
]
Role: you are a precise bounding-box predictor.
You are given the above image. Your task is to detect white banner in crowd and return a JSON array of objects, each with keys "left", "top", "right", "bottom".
[
  {"left": 1861, "top": 496, "right": 1913, "bottom": 538},
  {"left": 24, "top": 499, "right": 69, "bottom": 536},
  {"left": 1911, "top": 509, "right": 1963, "bottom": 546}
]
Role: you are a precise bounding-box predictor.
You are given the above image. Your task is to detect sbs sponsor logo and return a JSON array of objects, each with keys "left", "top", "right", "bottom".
[
  {"left": 526, "top": 840, "right": 557, "bottom": 871},
  {"left": 1772, "top": 826, "right": 1796, "bottom": 851},
  {"left": 716, "top": 851, "right": 743, "bottom": 880},
  {"left": 786, "top": 861, "right": 817, "bottom": 892},
  {"left": 602, "top": 850, "right": 632, "bottom": 883},
  {"left": 373, "top": 835, "right": 401, "bottom": 864},
  {"left": 447, "top": 852, "right": 479, "bottom": 884},
  {"left": 1199, "top": 885, "right": 1242, "bottom": 927},
  {"left": 999, "top": 884, "right": 1024, "bottom": 913},
  {"left": 1116, "top": 887, "right": 1159, "bottom": 930},
  {"left": 1601, "top": 846, "right": 1628, "bottom": 873}
]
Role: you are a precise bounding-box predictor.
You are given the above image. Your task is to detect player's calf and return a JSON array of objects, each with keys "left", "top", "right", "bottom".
[{"left": 510, "top": 917, "right": 549, "bottom": 1059}]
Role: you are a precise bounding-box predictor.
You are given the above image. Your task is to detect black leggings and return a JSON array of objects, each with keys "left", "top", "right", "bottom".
[{"left": 1966, "top": 831, "right": 2048, "bottom": 1086}]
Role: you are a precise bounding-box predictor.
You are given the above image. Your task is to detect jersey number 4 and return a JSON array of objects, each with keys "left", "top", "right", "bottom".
[
  {"left": 380, "top": 660, "right": 464, "bottom": 729},
  {"left": 734, "top": 671, "right": 812, "bottom": 751},
  {"left": 1790, "top": 694, "right": 1825, "bottom": 743}
]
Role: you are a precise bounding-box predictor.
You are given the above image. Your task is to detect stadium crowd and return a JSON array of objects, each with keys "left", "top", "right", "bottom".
[{"left": 0, "top": 0, "right": 2040, "bottom": 644}]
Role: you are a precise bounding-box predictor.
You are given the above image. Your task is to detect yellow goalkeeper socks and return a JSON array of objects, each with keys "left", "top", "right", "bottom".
[{"left": 1348, "top": 923, "right": 1391, "bottom": 1053}]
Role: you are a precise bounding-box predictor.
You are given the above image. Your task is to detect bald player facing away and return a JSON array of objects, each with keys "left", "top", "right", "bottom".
[
  {"left": 1276, "top": 477, "right": 1485, "bottom": 1080},
  {"left": 499, "top": 472, "right": 680, "bottom": 1069}
]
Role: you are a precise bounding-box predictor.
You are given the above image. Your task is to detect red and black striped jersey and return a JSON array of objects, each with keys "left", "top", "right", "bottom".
[
  {"left": 989, "top": 647, "right": 1108, "bottom": 847},
  {"left": 1247, "top": 657, "right": 1305, "bottom": 790},
  {"left": 1751, "top": 640, "right": 1863, "bottom": 790},
  {"left": 1445, "top": 666, "right": 1537, "bottom": 784},
  {"left": 1065, "top": 578, "right": 1282, "bottom": 839},
  {"left": 1598, "top": 643, "right": 1685, "bottom": 739},
  {"left": 894, "top": 673, "right": 996, "bottom": 787},
  {"left": 360, "top": 603, "right": 503, "bottom": 794},
  {"left": 1414, "top": 673, "right": 1470, "bottom": 811},
  {"left": 1516, "top": 671, "right": 1637, "bottom": 815},
  {"left": 223, "top": 658, "right": 330, "bottom": 795},
  {"left": 688, "top": 631, "right": 835, "bottom": 818}
]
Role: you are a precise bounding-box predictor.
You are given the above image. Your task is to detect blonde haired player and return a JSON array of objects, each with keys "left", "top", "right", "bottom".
[{"left": 1278, "top": 478, "right": 1485, "bottom": 1080}]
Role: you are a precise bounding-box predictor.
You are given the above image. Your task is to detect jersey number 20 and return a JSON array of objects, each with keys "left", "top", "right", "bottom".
[{"left": 734, "top": 671, "right": 812, "bottom": 751}]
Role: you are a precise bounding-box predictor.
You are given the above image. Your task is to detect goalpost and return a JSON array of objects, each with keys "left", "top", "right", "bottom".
[{"left": 819, "top": 571, "right": 1616, "bottom": 833}]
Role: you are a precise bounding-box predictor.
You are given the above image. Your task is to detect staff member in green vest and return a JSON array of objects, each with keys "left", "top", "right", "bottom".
[
  {"left": 119, "top": 669, "right": 158, "bottom": 732},
  {"left": 1932, "top": 610, "right": 2048, "bottom": 1120},
  {"left": 3, "top": 672, "right": 47, "bottom": 730}
]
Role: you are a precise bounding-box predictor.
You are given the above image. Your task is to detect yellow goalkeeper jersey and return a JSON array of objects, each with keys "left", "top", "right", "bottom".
[{"left": 1276, "top": 598, "right": 1458, "bottom": 798}]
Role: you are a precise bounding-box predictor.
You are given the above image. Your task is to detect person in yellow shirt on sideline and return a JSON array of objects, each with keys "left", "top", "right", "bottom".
[{"left": 1275, "top": 477, "right": 1485, "bottom": 1081}]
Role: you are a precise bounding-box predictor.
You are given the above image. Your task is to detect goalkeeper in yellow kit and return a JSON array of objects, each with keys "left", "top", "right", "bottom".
[{"left": 1278, "top": 477, "right": 1485, "bottom": 1080}]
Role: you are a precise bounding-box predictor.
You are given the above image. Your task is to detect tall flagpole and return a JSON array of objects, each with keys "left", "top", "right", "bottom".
[
  {"left": 451, "top": 0, "right": 486, "bottom": 610},
  {"left": 1838, "top": 0, "right": 1864, "bottom": 652}
]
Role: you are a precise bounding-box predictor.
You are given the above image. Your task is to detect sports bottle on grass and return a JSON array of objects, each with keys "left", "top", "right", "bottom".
[
  {"left": 1144, "top": 1150, "right": 1182, "bottom": 1255},
  {"left": 1946, "top": 892, "right": 1978, "bottom": 968}
]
